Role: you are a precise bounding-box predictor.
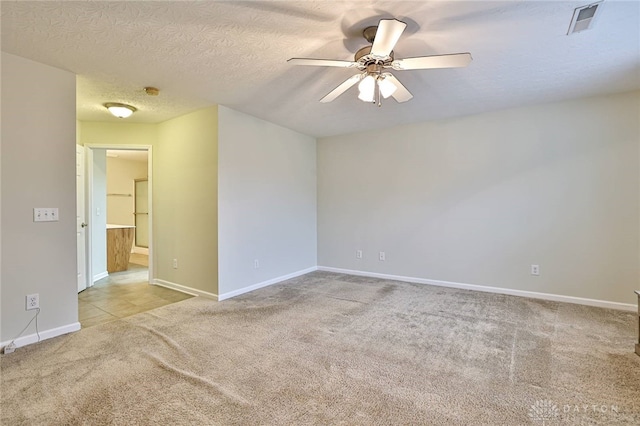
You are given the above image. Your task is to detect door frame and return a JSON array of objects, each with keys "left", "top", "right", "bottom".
[
  {"left": 84, "top": 144, "right": 154, "bottom": 286},
  {"left": 76, "top": 145, "right": 88, "bottom": 292}
]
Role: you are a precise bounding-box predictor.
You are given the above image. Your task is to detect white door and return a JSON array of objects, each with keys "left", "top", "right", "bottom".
[{"left": 76, "top": 145, "right": 87, "bottom": 292}]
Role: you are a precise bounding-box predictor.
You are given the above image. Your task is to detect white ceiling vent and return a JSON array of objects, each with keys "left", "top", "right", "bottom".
[{"left": 568, "top": 1, "right": 603, "bottom": 35}]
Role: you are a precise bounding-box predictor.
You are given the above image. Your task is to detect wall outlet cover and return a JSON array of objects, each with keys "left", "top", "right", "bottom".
[{"left": 26, "top": 293, "right": 39, "bottom": 310}]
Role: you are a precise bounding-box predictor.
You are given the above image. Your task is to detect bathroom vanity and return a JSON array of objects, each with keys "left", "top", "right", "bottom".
[{"left": 106, "top": 224, "right": 135, "bottom": 273}]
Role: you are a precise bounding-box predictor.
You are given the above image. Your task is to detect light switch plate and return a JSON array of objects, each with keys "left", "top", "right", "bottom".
[{"left": 33, "top": 208, "right": 59, "bottom": 222}]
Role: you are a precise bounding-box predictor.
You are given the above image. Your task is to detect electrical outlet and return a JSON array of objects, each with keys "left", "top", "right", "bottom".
[
  {"left": 356, "top": 250, "right": 363, "bottom": 259},
  {"left": 531, "top": 264, "right": 540, "bottom": 276},
  {"left": 172, "top": 258, "right": 178, "bottom": 269},
  {"left": 2, "top": 343, "right": 16, "bottom": 354},
  {"left": 254, "top": 259, "right": 259, "bottom": 269},
  {"left": 379, "top": 251, "right": 386, "bottom": 261},
  {"left": 26, "top": 294, "right": 39, "bottom": 310}
]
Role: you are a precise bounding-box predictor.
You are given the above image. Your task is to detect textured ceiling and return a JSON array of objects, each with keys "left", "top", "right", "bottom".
[{"left": 2, "top": 1, "right": 639, "bottom": 137}]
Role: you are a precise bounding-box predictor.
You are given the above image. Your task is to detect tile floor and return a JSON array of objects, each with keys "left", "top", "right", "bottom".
[{"left": 78, "top": 255, "right": 193, "bottom": 328}]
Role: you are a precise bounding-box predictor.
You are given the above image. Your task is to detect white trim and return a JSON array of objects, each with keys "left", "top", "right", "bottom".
[
  {"left": 317, "top": 266, "right": 636, "bottom": 312},
  {"left": 77, "top": 144, "right": 89, "bottom": 292},
  {"left": 85, "top": 146, "right": 95, "bottom": 289},
  {"left": 132, "top": 246, "right": 149, "bottom": 255},
  {"left": 146, "top": 147, "right": 154, "bottom": 284},
  {"left": 218, "top": 266, "right": 318, "bottom": 301},
  {"left": 1, "top": 322, "right": 81, "bottom": 350},
  {"left": 152, "top": 279, "right": 218, "bottom": 299},
  {"left": 93, "top": 271, "right": 109, "bottom": 282}
]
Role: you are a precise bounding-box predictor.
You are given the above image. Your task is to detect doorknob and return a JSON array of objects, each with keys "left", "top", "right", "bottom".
[{"left": 81, "top": 222, "right": 88, "bottom": 228}]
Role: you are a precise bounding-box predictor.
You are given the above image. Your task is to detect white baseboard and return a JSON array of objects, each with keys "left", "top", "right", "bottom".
[
  {"left": 317, "top": 266, "right": 636, "bottom": 312},
  {"left": 132, "top": 246, "right": 149, "bottom": 255},
  {"left": 1, "top": 322, "right": 81, "bottom": 350},
  {"left": 218, "top": 266, "right": 318, "bottom": 301},
  {"left": 93, "top": 271, "right": 108, "bottom": 282},
  {"left": 152, "top": 279, "right": 218, "bottom": 300}
]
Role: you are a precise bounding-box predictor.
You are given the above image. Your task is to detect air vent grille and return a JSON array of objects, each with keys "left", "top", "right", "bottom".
[{"left": 568, "top": 2, "right": 603, "bottom": 34}]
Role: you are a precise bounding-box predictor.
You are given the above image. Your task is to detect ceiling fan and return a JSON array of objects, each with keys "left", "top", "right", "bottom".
[{"left": 288, "top": 18, "right": 472, "bottom": 106}]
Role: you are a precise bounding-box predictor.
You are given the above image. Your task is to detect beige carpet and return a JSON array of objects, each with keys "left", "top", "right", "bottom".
[{"left": 2, "top": 271, "right": 639, "bottom": 424}]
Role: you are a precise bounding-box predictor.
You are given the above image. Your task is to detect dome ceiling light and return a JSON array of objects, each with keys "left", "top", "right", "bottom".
[{"left": 104, "top": 102, "right": 137, "bottom": 118}]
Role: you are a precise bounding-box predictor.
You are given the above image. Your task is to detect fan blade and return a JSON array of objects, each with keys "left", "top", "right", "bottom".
[
  {"left": 383, "top": 74, "right": 413, "bottom": 103},
  {"left": 320, "top": 74, "right": 362, "bottom": 103},
  {"left": 288, "top": 58, "right": 358, "bottom": 68},
  {"left": 392, "top": 53, "right": 472, "bottom": 70},
  {"left": 370, "top": 19, "right": 407, "bottom": 58}
]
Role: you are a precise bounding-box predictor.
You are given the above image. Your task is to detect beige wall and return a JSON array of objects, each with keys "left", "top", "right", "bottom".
[
  {"left": 79, "top": 122, "right": 158, "bottom": 147},
  {"left": 218, "top": 106, "right": 317, "bottom": 296},
  {"left": 156, "top": 107, "right": 218, "bottom": 294},
  {"left": 106, "top": 156, "right": 148, "bottom": 226},
  {"left": 81, "top": 109, "right": 219, "bottom": 295},
  {"left": 1, "top": 53, "right": 78, "bottom": 342},
  {"left": 317, "top": 91, "right": 640, "bottom": 305}
]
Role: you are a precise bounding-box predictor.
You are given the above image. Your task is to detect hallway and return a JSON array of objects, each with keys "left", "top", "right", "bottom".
[{"left": 78, "top": 255, "right": 193, "bottom": 328}]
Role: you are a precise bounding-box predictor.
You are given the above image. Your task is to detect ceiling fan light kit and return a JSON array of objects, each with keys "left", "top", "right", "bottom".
[
  {"left": 288, "top": 18, "right": 472, "bottom": 107},
  {"left": 356, "top": 67, "right": 397, "bottom": 105}
]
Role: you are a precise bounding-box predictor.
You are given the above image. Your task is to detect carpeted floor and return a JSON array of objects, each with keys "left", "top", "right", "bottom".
[{"left": 1, "top": 271, "right": 639, "bottom": 424}]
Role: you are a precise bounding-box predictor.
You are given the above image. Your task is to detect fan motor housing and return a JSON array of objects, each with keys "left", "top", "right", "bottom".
[
  {"left": 355, "top": 46, "right": 394, "bottom": 65},
  {"left": 363, "top": 26, "right": 378, "bottom": 43},
  {"left": 355, "top": 46, "right": 372, "bottom": 61}
]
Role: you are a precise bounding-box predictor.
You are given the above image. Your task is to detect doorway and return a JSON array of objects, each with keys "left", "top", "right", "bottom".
[
  {"left": 82, "top": 146, "right": 153, "bottom": 285},
  {"left": 77, "top": 144, "right": 167, "bottom": 327}
]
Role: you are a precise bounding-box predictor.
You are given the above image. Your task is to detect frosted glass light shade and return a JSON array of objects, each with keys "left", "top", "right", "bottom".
[
  {"left": 104, "top": 103, "right": 137, "bottom": 118},
  {"left": 357, "top": 75, "right": 376, "bottom": 102},
  {"left": 378, "top": 77, "right": 397, "bottom": 99}
]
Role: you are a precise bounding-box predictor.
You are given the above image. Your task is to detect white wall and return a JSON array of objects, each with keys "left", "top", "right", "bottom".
[
  {"left": 218, "top": 106, "right": 317, "bottom": 297},
  {"left": 106, "top": 156, "right": 147, "bottom": 226},
  {"left": 91, "top": 149, "right": 107, "bottom": 280},
  {"left": 318, "top": 91, "right": 640, "bottom": 305},
  {"left": 1, "top": 53, "right": 78, "bottom": 343}
]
